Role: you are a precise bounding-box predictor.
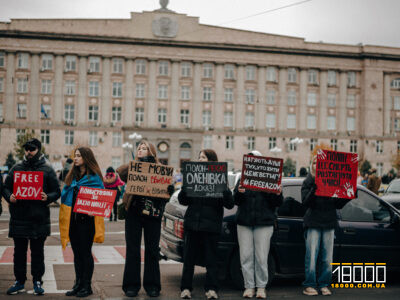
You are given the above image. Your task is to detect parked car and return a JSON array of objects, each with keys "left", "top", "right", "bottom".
[
  {"left": 160, "top": 178, "right": 400, "bottom": 289},
  {"left": 381, "top": 178, "right": 400, "bottom": 209}
]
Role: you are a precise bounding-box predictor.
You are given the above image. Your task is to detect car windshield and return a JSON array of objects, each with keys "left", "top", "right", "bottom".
[{"left": 386, "top": 181, "right": 400, "bottom": 193}]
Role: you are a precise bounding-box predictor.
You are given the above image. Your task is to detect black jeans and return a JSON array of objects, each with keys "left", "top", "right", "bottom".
[
  {"left": 110, "top": 200, "right": 118, "bottom": 221},
  {"left": 69, "top": 215, "right": 95, "bottom": 284},
  {"left": 13, "top": 237, "right": 47, "bottom": 283},
  {"left": 180, "top": 230, "right": 219, "bottom": 292},
  {"left": 122, "top": 208, "right": 162, "bottom": 293}
]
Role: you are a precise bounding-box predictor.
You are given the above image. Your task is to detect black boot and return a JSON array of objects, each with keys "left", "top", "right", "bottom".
[
  {"left": 76, "top": 281, "right": 93, "bottom": 298},
  {"left": 65, "top": 279, "right": 81, "bottom": 296}
]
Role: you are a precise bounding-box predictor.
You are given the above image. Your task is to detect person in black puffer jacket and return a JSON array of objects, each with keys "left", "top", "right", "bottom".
[
  {"left": 301, "top": 156, "right": 353, "bottom": 296},
  {"left": 179, "top": 149, "right": 234, "bottom": 300},
  {"left": 3, "top": 138, "right": 61, "bottom": 295},
  {"left": 234, "top": 150, "right": 283, "bottom": 299}
]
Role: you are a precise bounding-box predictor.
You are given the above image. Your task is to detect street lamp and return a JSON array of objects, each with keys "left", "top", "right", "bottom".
[
  {"left": 125, "top": 132, "right": 142, "bottom": 161},
  {"left": 122, "top": 142, "right": 134, "bottom": 161},
  {"left": 270, "top": 146, "right": 282, "bottom": 155}
]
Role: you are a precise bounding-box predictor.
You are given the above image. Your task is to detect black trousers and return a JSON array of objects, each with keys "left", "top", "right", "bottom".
[
  {"left": 110, "top": 199, "right": 118, "bottom": 221},
  {"left": 69, "top": 215, "right": 95, "bottom": 284},
  {"left": 13, "top": 237, "right": 46, "bottom": 283},
  {"left": 122, "top": 208, "right": 161, "bottom": 293},
  {"left": 180, "top": 230, "right": 219, "bottom": 292}
]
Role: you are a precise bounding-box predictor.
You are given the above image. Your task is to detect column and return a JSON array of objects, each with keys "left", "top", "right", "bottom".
[
  {"left": 124, "top": 59, "right": 134, "bottom": 127},
  {"left": 235, "top": 65, "right": 245, "bottom": 129},
  {"left": 299, "top": 69, "right": 307, "bottom": 131},
  {"left": 101, "top": 57, "right": 111, "bottom": 125},
  {"left": 170, "top": 61, "right": 179, "bottom": 128},
  {"left": 319, "top": 70, "right": 328, "bottom": 131},
  {"left": 5, "top": 53, "right": 15, "bottom": 122},
  {"left": 53, "top": 55, "right": 63, "bottom": 123},
  {"left": 77, "top": 56, "right": 87, "bottom": 124},
  {"left": 146, "top": 60, "right": 157, "bottom": 127},
  {"left": 29, "top": 54, "right": 40, "bottom": 123},
  {"left": 256, "top": 66, "right": 266, "bottom": 130},
  {"left": 192, "top": 62, "right": 202, "bottom": 129},
  {"left": 214, "top": 64, "right": 224, "bottom": 129},
  {"left": 338, "top": 72, "right": 347, "bottom": 133},
  {"left": 278, "top": 68, "right": 287, "bottom": 131},
  {"left": 383, "top": 74, "right": 391, "bottom": 135}
]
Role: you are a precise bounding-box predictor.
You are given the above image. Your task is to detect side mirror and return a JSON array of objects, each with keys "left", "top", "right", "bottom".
[{"left": 391, "top": 213, "right": 400, "bottom": 225}]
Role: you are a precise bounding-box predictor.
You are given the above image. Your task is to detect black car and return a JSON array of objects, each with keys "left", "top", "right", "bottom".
[
  {"left": 381, "top": 178, "right": 400, "bottom": 210},
  {"left": 160, "top": 178, "right": 400, "bottom": 289}
]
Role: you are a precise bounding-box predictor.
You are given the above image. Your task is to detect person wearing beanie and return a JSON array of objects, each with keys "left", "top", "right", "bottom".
[
  {"left": 103, "top": 166, "right": 125, "bottom": 221},
  {"left": 3, "top": 138, "right": 61, "bottom": 295}
]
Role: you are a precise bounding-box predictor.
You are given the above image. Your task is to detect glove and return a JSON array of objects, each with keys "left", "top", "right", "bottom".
[{"left": 167, "top": 184, "right": 175, "bottom": 196}]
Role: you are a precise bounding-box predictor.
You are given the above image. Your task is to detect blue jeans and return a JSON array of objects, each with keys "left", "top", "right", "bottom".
[
  {"left": 303, "top": 228, "right": 334, "bottom": 289},
  {"left": 237, "top": 225, "right": 274, "bottom": 289}
]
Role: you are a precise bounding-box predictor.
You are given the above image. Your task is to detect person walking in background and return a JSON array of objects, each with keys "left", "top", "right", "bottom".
[
  {"left": 179, "top": 149, "right": 234, "bottom": 300},
  {"left": 103, "top": 167, "right": 125, "bottom": 222},
  {"left": 59, "top": 158, "right": 73, "bottom": 182},
  {"left": 3, "top": 138, "right": 61, "bottom": 295},
  {"left": 59, "top": 147, "right": 105, "bottom": 298},
  {"left": 367, "top": 168, "right": 382, "bottom": 195},
  {"left": 234, "top": 150, "right": 283, "bottom": 299}
]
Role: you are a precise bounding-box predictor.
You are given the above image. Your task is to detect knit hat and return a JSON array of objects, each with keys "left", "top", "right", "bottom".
[
  {"left": 106, "top": 166, "right": 115, "bottom": 173},
  {"left": 23, "top": 138, "right": 41, "bottom": 152}
]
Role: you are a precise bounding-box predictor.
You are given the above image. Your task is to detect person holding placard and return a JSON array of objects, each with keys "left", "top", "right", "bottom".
[
  {"left": 103, "top": 166, "right": 125, "bottom": 222},
  {"left": 179, "top": 149, "right": 234, "bottom": 300},
  {"left": 301, "top": 156, "right": 354, "bottom": 296},
  {"left": 117, "top": 140, "right": 174, "bottom": 298},
  {"left": 3, "top": 138, "right": 61, "bottom": 295},
  {"left": 59, "top": 147, "right": 104, "bottom": 298},
  {"left": 233, "top": 150, "right": 283, "bottom": 299}
]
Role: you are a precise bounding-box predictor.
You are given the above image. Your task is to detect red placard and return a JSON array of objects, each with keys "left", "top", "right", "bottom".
[
  {"left": 73, "top": 187, "right": 117, "bottom": 218},
  {"left": 240, "top": 155, "right": 283, "bottom": 194},
  {"left": 13, "top": 171, "right": 43, "bottom": 200},
  {"left": 315, "top": 149, "right": 358, "bottom": 199}
]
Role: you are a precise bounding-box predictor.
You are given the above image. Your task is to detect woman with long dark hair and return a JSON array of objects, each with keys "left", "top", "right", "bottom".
[{"left": 59, "top": 147, "right": 105, "bottom": 298}]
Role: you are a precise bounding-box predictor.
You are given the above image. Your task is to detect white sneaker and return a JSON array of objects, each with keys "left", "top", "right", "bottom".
[
  {"left": 205, "top": 290, "right": 218, "bottom": 299},
  {"left": 303, "top": 287, "right": 318, "bottom": 296},
  {"left": 243, "top": 288, "right": 255, "bottom": 298},
  {"left": 256, "top": 288, "right": 266, "bottom": 299},
  {"left": 320, "top": 287, "right": 332, "bottom": 296},
  {"left": 180, "top": 289, "right": 191, "bottom": 299}
]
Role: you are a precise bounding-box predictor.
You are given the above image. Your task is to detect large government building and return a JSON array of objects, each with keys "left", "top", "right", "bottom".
[{"left": 1, "top": 2, "right": 400, "bottom": 174}]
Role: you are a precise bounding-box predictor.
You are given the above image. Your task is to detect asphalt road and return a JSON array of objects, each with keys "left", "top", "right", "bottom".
[{"left": 0, "top": 205, "right": 399, "bottom": 299}]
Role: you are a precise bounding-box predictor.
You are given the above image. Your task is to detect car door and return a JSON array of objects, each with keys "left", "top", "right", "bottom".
[{"left": 336, "top": 189, "right": 400, "bottom": 269}]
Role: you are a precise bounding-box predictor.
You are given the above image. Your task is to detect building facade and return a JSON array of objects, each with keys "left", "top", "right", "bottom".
[{"left": 0, "top": 5, "right": 400, "bottom": 174}]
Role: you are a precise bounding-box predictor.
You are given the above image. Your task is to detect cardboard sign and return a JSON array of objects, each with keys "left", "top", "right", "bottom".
[
  {"left": 240, "top": 155, "right": 283, "bottom": 194},
  {"left": 315, "top": 149, "right": 358, "bottom": 199},
  {"left": 126, "top": 161, "right": 174, "bottom": 199},
  {"left": 73, "top": 187, "right": 117, "bottom": 217},
  {"left": 13, "top": 171, "right": 43, "bottom": 200},
  {"left": 182, "top": 162, "right": 228, "bottom": 198}
]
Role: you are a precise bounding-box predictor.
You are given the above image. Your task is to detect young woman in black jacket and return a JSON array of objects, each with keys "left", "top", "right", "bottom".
[{"left": 179, "top": 149, "right": 234, "bottom": 300}]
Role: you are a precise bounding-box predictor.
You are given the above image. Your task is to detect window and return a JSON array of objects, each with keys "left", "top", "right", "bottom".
[
  {"left": 158, "top": 85, "right": 168, "bottom": 99},
  {"left": 181, "top": 86, "right": 190, "bottom": 100},
  {"left": 245, "top": 112, "right": 255, "bottom": 128},
  {"left": 65, "top": 130, "right": 74, "bottom": 145},
  {"left": 224, "top": 64, "right": 235, "bottom": 79},
  {"left": 347, "top": 94, "right": 356, "bottom": 108},
  {"left": 159, "top": 61, "right": 169, "bottom": 76},
  {"left": 278, "top": 185, "right": 306, "bottom": 218},
  {"left": 65, "top": 80, "right": 76, "bottom": 95},
  {"left": 89, "top": 131, "right": 98, "bottom": 146},
  {"left": 203, "top": 87, "right": 212, "bottom": 101},
  {"left": 331, "top": 139, "right": 337, "bottom": 151},
  {"left": 327, "top": 70, "right": 336, "bottom": 86},
  {"left": 202, "top": 111, "right": 211, "bottom": 127},
  {"left": 0, "top": 52, "right": 4, "bottom": 67},
  {"left": 89, "top": 81, "right": 100, "bottom": 97},
  {"left": 112, "top": 58, "right": 123, "bottom": 74},
  {"left": 310, "top": 138, "right": 318, "bottom": 151},
  {"left": 327, "top": 93, "right": 336, "bottom": 107},
  {"left": 88, "top": 105, "right": 99, "bottom": 121},
  {"left": 266, "top": 90, "right": 275, "bottom": 105},
  {"left": 224, "top": 111, "right": 233, "bottom": 127},
  {"left": 393, "top": 96, "right": 400, "bottom": 110},
  {"left": 0, "top": 103, "right": 3, "bottom": 119},
  {"left": 40, "top": 130, "right": 50, "bottom": 145},
  {"left": 376, "top": 140, "right": 383, "bottom": 153},
  {"left": 203, "top": 135, "right": 212, "bottom": 149},
  {"left": 181, "top": 62, "right": 191, "bottom": 77},
  {"left": 224, "top": 88, "right": 233, "bottom": 102},
  {"left": 136, "top": 59, "right": 146, "bottom": 75},
  {"left": 226, "top": 136, "right": 234, "bottom": 150},
  {"left": 347, "top": 117, "right": 355, "bottom": 131},
  {"left": 347, "top": 71, "right": 356, "bottom": 87},
  {"left": 391, "top": 78, "right": 400, "bottom": 89},
  {"left": 112, "top": 107, "right": 121, "bottom": 122},
  {"left": 158, "top": 108, "right": 167, "bottom": 124},
  {"left": 41, "top": 79, "right": 52, "bottom": 94},
  {"left": 88, "top": 57, "right": 100, "bottom": 72},
  {"left": 395, "top": 119, "right": 400, "bottom": 131},
  {"left": 112, "top": 132, "right": 122, "bottom": 147},
  {"left": 0, "top": 77, "right": 3, "bottom": 92},
  {"left": 17, "top": 53, "right": 29, "bottom": 69},
  {"left": 307, "top": 115, "right": 316, "bottom": 129},
  {"left": 288, "top": 68, "right": 297, "bottom": 83},
  {"left": 287, "top": 114, "right": 296, "bottom": 129},
  {"left": 112, "top": 156, "right": 122, "bottom": 170},
  {"left": 247, "top": 136, "right": 255, "bottom": 150},
  {"left": 245, "top": 89, "right": 255, "bottom": 104},
  {"left": 246, "top": 66, "right": 256, "bottom": 81},
  {"left": 64, "top": 104, "right": 75, "bottom": 122},
  {"left": 135, "top": 108, "right": 144, "bottom": 125},
  {"left": 112, "top": 82, "right": 122, "bottom": 98},
  {"left": 266, "top": 113, "right": 276, "bottom": 128},
  {"left": 65, "top": 55, "right": 76, "bottom": 71},
  {"left": 307, "top": 92, "right": 317, "bottom": 106},
  {"left": 41, "top": 54, "right": 53, "bottom": 70},
  {"left": 289, "top": 138, "right": 297, "bottom": 152},
  {"left": 327, "top": 116, "right": 336, "bottom": 130},
  {"left": 180, "top": 109, "right": 189, "bottom": 125},
  {"left": 269, "top": 137, "right": 276, "bottom": 149},
  {"left": 266, "top": 67, "right": 276, "bottom": 82},
  {"left": 203, "top": 63, "right": 213, "bottom": 78},
  {"left": 136, "top": 83, "right": 145, "bottom": 98},
  {"left": 17, "top": 103, "right": 27, "bottom": 118},
  {"left": 287, "top": 90, "right": 296, "bottom": 106},
  {"left": 350, "top": 140, "right": 357, "bottom": 153},
  {"left": 41, "top": 104, "right": 51, "bottom": 119},
  {"left": 16, "top": 129, "right": 26, "bottom": 142},
  {"left": 308, "top": 69, "right": 318, "bottom": 85},
  {"left": 17, "top": 78, "right": 28, "bottom": 93}
]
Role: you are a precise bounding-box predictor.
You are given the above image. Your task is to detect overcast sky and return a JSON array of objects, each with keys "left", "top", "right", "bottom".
[{"left": 0, "top": 0, "right": 399, "bottom": 48}]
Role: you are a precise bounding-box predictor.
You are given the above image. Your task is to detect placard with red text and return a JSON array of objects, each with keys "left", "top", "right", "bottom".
[
  {"left": 13, "top": 171, "right": 43, "bottom": 200},
  {"left": 73, "top": 187, "right": 117, "bottom": 217}
]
